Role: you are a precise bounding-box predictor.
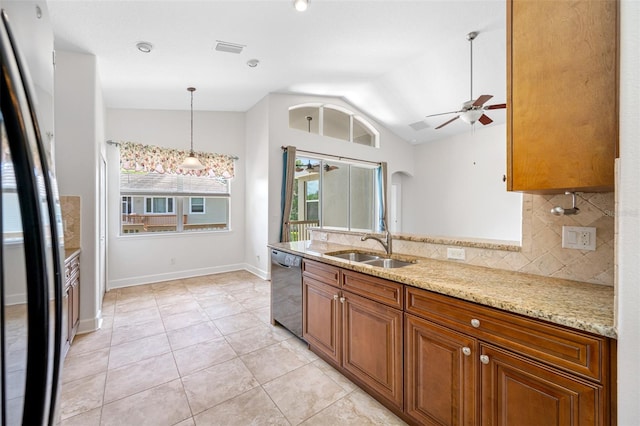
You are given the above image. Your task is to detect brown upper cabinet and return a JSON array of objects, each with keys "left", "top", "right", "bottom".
[{"left": 507, "top": 0, "right": 619, "bottom": 193}]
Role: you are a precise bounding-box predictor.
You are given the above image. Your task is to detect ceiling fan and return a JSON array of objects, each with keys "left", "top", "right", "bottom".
[{"left": 427, "top": 31, "right": 506, "bottom": 130}]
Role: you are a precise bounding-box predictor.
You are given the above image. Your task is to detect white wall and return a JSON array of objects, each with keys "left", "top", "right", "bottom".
[
  {"left": 244, "top": 97, "right": 271, "bottom": 277},
  {"left": 54, "top": 51, "right": 103, "bottom": 332},
  {"left": 105, "top": 108, "right": 246, "bottom": 287},
  {"left": 402, "top": 124, "right": 522, "bottom": 242},
  {"left": 616, "top": 0, "right": 640, "bottom": 422}
]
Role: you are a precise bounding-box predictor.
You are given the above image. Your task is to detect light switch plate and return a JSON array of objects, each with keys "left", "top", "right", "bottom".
[{"left": 562, "top": 226, "right": 596, "bottom": 251}]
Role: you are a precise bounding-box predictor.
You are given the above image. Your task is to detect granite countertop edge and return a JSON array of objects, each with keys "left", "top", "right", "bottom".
[{"left": 269, "top": 241, "right": 616, "bottom": 339}]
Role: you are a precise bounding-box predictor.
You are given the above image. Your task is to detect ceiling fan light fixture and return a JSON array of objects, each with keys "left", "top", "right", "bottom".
[
  {"left": 459, "top": 109, "right": 483, "bottom": 124},
  {"left": 293, "top": 0, "right": 309, "bottom": 12},
  {"left": 180, "top": 87, "right": 205, "bottom": 170}
]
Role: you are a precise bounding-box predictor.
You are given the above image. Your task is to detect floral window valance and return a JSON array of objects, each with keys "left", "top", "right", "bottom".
[{"left": 119, "top": 141, "right": 235, "bottom": 178}]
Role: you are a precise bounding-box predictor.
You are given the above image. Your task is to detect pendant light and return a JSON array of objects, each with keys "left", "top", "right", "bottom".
[{"left": 181, "top": 87, "right": 205, "bottom": 170}]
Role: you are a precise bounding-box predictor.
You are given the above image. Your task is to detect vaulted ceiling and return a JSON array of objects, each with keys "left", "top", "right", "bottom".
[{"left": 48, "top": 0, "right": 506, "bottom": 144}]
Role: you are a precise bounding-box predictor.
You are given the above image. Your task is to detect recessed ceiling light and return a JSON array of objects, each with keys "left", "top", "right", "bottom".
[
  {"left": 247, "top": 59, "right": 260, "bottom": 68},
  {"left": 293, "top": 0, "right": 309, "bottom": 12},
  {"left": 136, "top": 42, "right": 153, "bottom": 53},
  {"left": 215, "top": 41, "right": 245, "bottom": 54}
]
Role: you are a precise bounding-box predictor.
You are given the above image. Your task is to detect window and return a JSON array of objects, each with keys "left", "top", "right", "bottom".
[
  {"left": 189, "top": 197, "right": 205, "bottom": 214},
  {"left": 288, "top": 104, "right": 379, "bottom": 147},
  {"left": 290, "top": 156, "right": 381, "bottom": 237},
  {"left": 119, "top": 142, "right": 235, "bottom": 235},
  {"left": 144, "top": 197, "right": 174, "bottom": 214}
]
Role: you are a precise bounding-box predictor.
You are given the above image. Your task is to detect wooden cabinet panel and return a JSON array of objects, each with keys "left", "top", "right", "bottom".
[
  {"left": 342, "top": 291, "right": 403, "bottom": 409},
  {"left": 342, "top": 270, "right": 403, "bottom": 309},
  {"left": 406, "top": 286, "right": 604, "bottom": 381},
  {"left": 302, "top": 259, "right": 340, "bottom": 287},
  {"left": 507, "top": 0, "right": 618, "bottom": 192},
  {"left": 481, "top": 344, "right": 603, "bottom": 426},
  {"left": 64, "top": 251, "right": 80, "bottom": 349},
  {"left": 405, "top": 313, "right": 478, "bottom": 426},
  {"left": 302, "top": 276, "right": 341, "bottom": 365}
]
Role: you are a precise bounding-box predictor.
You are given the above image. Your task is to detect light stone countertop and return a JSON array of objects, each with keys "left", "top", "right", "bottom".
[{"left": 269, "top": 241, "right": 616, "bottom": 339}]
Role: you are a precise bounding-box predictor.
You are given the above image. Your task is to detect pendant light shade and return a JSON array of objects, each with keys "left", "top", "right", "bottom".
[{"left": 181, "top": 87, "right": 205, "bottom": 170}]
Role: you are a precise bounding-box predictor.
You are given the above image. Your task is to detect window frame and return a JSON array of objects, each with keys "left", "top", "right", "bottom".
[
  {"left": 189, "top": 197, "right": 206, "bottom": 214},
  {"left": 144, "top": 196, "right": 175, "bottom": 215}
]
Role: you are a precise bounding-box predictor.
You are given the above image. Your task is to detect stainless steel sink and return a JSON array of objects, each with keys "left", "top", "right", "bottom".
[
  {"left": 361, "top": 258, "right": 415, "bottom": 268},
  {"left": 328, "top": 252, "right": 381, "bottom": 262},
  {"left": 326, "top": 251, "right": 415, "bottom": 268}
]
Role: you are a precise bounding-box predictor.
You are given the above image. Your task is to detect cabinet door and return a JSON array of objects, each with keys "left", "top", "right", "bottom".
[
  {"left": 70, "top": 278, "right": 80, "bottom": 337},
  {"left": 405, "top": 313, "right": 478, "bottom": 426},
  {"left": 507, "top": 0, "right": 618, "bottom": 192},
  {"left": 342, "top": 291, "right": 403, "bottom": 409},
  {"left": 480, "top": 344, "right": 603, "bottom": 426},
  {"left": 302, "top": 276, "right": 341, "bottom": 365}
]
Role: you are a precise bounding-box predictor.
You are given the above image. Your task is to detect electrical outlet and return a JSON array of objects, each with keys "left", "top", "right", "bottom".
[
  {"left": 562, "top": 226, "right": 596, "bottom": 251},
  {"left": 447, "top": 247, "right": 466, "bottom": 260}
]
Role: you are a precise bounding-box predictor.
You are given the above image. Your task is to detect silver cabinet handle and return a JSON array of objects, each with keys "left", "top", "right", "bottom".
[
  {"left": 333, "top": 294, "right": 339, "bottom": 300},
  {"left": 480, "top": 355, "right": 490, "bottom": 365},
  {"left": 471, "top": 319, "right": 480, "bottom": 328},
  {"left": 462, "top": 347, "right": 471, "bottom": 356},
  {"left": 339, "top": 297, "right": 346, "bottom": 303}
]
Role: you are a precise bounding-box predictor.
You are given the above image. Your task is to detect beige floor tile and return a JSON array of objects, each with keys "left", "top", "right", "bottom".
[
  {"left": 103, "top": 352, "right": 179, "bottom": 403},
  {"left": 100, "top": 379, "right": 191, "bottom": 426},
  {"left": 63, "top": 347, "right": 110, "bottom": 384},
  {"left": 59, "top": 372, "right": 106, "bottom": 420},
  {"left": 181, "top": 358, "right": 259, "bottom": 415},
  {"left": 159, "top": 300, "right": 203, "bottom": 317},
  {"left": 166, "top": 321, "right": 222, "bottom": 351},
  {"left": 100, "top": 314, "right": 114, "bottom": 329},
  {"left": 252, "top": 306, "right": 272, "bottom": 324},
  {"left": 202, "top": 301, "right": 247, "bottom": 320},
  {"left": 194, "top": 293, "right": 237, "bottom": 309},
  {"left": 231, "top": 288, "right": 270, "bottom": 302},
  {"left": 60, "top": 407, "right": 102, "bottom": 426},
  {"left": 155, "top": 292, "right": 196, "bottom": 308},
  {"left": 67, "top": 329, "right": 112, "bottom": 357},
  {"left": 300, "top": 388, "right": 407, "bottom": 425},
  {"left": 239, "top": 295, "right": 271, "bottom": 310},
  {"left": 285, "top": 337, "right": 319, "bottom": 362},
  {"left": 240, "top": 340, "right": 311, "bottom": 384},
  {"left": 112, "top": 306, "right": 162, "bottom": 329},
  {"left": 193, "top": 387, "right": 289, "bottom": 426},
  {"left": 110, "top": 318, "right": 166, "bottom": 347},
  {"left": 186, "top": 283, "right": 226, "bottom": 297},
  {"left": 263, "top": 364, "right": 347, "bottom": 425},
  {"left": 213, "top": 312, "right": 261, "bottom": 335},
  {"left": 173, "top": 337, "right": 237, "bottom": 376},
  {"left": 312, "top": 358, "right": 358, "bottom": 393},
  {"left": 162, "top": 309, "right": 209, "bottom": 331},
  {"left": 108, "top": 333, "right": 171, "bottom": 370},
  {"left": 115, "top": 297, "right": 157, "bottom": 314},
  {"left": 173, "top": 418, "right": 195, "bottom": 426},
  {"left": 224, "top": 324, "right": 289, "bottom": 355}
]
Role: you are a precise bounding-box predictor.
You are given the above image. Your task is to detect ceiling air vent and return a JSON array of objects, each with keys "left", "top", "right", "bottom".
[
  {"left": 215, "top": 41, "right": 245, "bottom": 54},
  {"left": 409, "top": 120, "right": 430, "bottom": 131}
]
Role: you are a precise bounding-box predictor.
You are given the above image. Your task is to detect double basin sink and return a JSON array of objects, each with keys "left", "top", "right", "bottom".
[{"left": 326, "top": 251, "right": 416, "bottom": 269}]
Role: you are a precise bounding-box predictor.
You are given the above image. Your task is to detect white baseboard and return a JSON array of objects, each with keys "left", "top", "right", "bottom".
[
  {"left": 107, "top": 263, "right": 250, "bottom": 289},
  {"left": 243, "top": 263, "right": 269, "bottom": 280},
  {"left": 6, "top": 293, "right": 26, "bottom": 305},
  {"left": 77, "top": 309, "right": 102, "bottom": 334}
]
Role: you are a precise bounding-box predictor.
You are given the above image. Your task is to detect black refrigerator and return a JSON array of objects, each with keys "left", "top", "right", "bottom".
[{"left": 0, "top": 1, "right": 65, "bottom": 425}]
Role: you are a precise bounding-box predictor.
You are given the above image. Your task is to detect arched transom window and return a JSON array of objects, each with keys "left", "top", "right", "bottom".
[{"left": 288, "top": 104, "right": 379, "bottom": 148}]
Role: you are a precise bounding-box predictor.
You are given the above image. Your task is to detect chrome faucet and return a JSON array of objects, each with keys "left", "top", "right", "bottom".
[{"left": 361, "top": 230, "right": 392, "bottom": 256}]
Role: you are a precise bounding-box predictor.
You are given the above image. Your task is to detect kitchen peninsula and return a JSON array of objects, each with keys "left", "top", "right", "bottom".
[{"left": 269, "top": 239, "right": 616, "bottom": 425}]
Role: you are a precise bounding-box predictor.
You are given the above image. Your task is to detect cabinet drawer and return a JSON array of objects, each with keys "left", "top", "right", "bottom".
[
  {"left": 406, "top": 286, "right": 606, "bottom": 381},
  {"left": 342, "top": 270, "right": 403, "bottom": 309},
  {"left": 64, "top": 254, "right": 80, "bottom": 282},
  {"left": 302, "top": 260, "right": 340, "bottom": 288}
]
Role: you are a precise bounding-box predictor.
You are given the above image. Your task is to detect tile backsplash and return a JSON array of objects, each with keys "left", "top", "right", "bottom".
[
  {"left": 312, "top": 192, "right": 615, "bottom": 286},
  {"left": 60, "top": 195, "right": 81, "bottom": 249}
]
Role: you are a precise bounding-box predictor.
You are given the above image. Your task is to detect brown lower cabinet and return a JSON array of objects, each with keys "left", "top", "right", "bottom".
[
  {"left": 301, "top": 259, "right": 613, "bottom": 425},
  {"left": 302, "top": 262, "right": 403, "bottom": 409},
  {"left": 64, "top": 251, "right": 81, "bottom": 356}
]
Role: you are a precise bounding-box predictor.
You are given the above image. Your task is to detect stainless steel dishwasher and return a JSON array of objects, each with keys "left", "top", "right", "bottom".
[{"left": 270, "top": 249, "right": 303, "bottom": 339}]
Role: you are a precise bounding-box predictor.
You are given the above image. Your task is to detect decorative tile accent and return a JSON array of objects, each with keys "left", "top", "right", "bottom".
[{"left": 311, "top": 192, "right": 615, "bottom": 286}]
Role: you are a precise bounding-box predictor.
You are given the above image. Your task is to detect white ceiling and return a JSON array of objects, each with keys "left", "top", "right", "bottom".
[{"left": 48, "top": 0, "right": 507, "bottom": 144}]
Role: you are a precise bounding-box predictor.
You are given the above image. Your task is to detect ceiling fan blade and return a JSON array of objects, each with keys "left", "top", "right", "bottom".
[
  {"left": 485, "top": 103, "right": 506, "bottom": 110},
  {"left": 426, "top": 110, "right": 462, "bottom": 118},
  {"left": 478, "top": 114, "right": 493, "bottom": 125},
  {"left": 435, "top": 115, "right": 460, "bottom": 129},
  {"left": 472, "top": 94, "right": 493, "bottom": 107}
]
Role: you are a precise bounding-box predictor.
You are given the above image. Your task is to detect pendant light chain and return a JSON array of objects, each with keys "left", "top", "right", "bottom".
[{"left": 189, "top": 87, "right": 195, "bottom": 154}]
